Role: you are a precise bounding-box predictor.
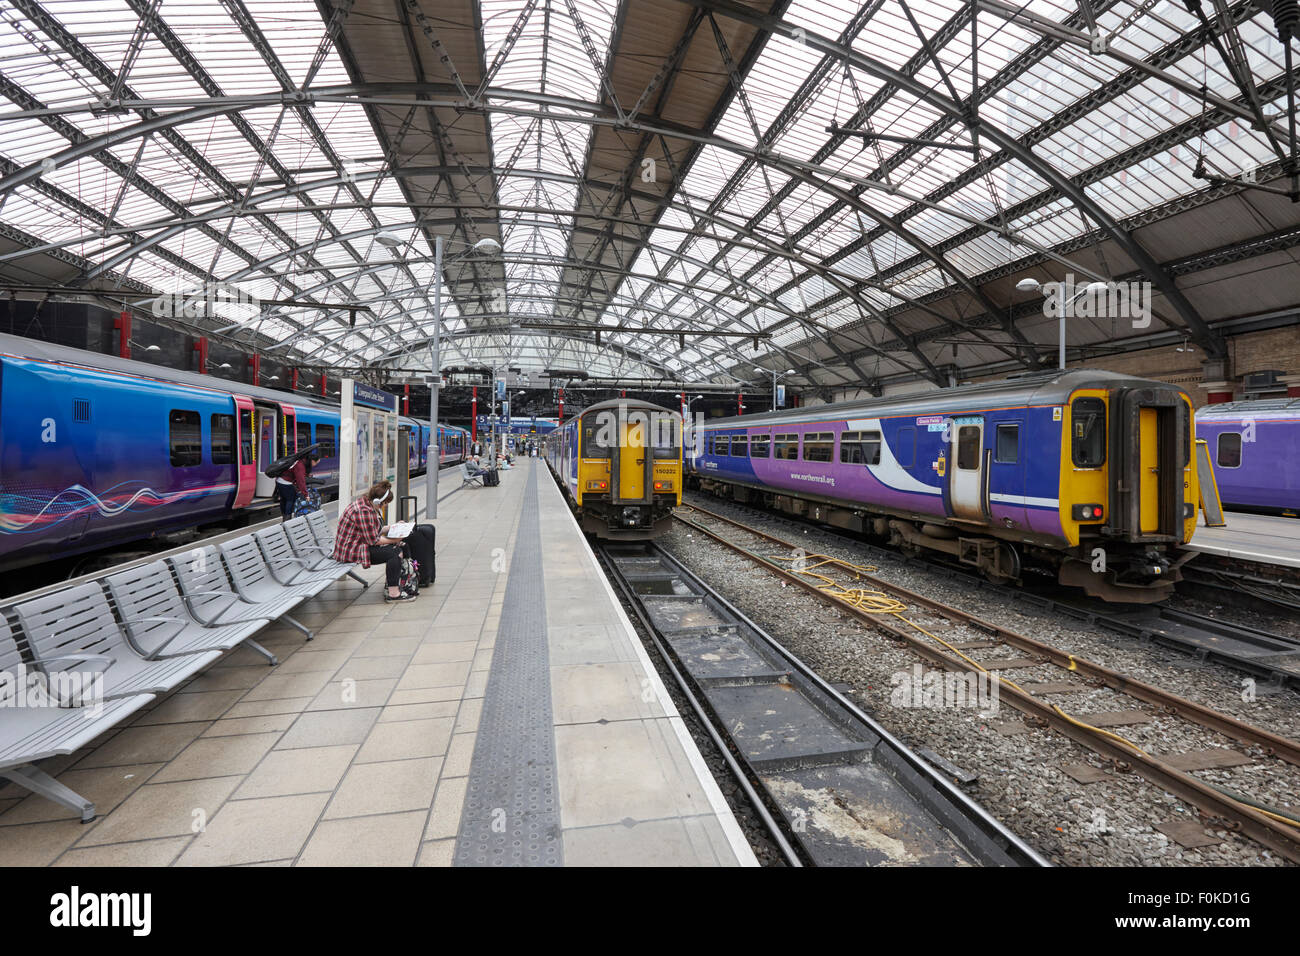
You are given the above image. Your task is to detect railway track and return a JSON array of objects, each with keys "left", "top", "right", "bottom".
[
  {"left": 671, "top": 502, "right": 1300, "bottom": 865},
  {"left": 597, "top": 539, "right": 1048, "bottom": 867},
  {"left": 685, "top": 492, "right": 1300, "bottom": 691}
]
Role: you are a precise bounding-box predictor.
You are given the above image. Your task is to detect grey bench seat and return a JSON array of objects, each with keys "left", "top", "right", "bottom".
[
  {"left": 104, "top": 560, "right": 278, "bottom": 665},
  {"left": 0, "top": 618, "right": 154, "bottom": 822},
  {"left": 284, "top": 516, "right": 369, "bottom": 585},
  {"left": 12, "top": 583, "right": 222, "bottom": 700},
  {"left": 254, "top": 526, "right": 353, "bottom": 589}
]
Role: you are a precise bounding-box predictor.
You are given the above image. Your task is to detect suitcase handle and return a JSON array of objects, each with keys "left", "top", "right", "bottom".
[{"left": 400, "top": 495, "right": 418, "bottom": 521}]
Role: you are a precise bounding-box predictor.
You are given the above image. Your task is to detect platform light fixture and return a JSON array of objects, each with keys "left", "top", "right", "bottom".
[{"left": 1014, "top": 277, "right": 1110, "bottom": 370}]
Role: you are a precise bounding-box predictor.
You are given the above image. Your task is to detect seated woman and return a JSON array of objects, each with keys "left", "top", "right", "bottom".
[{"left": 332, "top": 480, "right": 414, "bottom": 602}]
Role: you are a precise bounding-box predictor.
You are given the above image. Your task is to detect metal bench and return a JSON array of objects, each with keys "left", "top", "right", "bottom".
[
  {"left": 104, "top": 560, "right": 278, "bottom": 665},
  {"left": 219, "top": 538, "right": 329, "bottom": 643},
  {"left": 167, "top": 545, "right": 313, "bottom": 646},
  {"left": 253, "top": 526, "right": 351, "bottom": 588},
  {"left": 305, "top": 510, "right": 337, "bottom": 552},
  {"left": 459, "top": 463, "right": 484, "bottom": 489},
  {"left": 283, "top": 517, "right": 369, "bottom": 586},
  {"left": 12, "top": 583, "right": 222, "bottom": 701},
  {"left": 0, "top": 616, "right": 154, "bottom": 822}
]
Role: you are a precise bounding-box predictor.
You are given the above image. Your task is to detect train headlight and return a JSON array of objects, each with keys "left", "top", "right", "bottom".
[
  {"left": 586, "top": 479, "right": 608, "bottom": 491},
  {"left": 653, "top": 480, "right": 673, "bottom": 491},
  {"left": 1071, "top": 503, "right": 1104, "bottom": 521}
]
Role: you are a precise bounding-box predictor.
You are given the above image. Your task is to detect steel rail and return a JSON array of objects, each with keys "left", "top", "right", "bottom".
[
  {"left": 672, "top": 507, "right": 1300, "bottom": 864},
  {"left": 680, "top": 503, "right": 1300, "bottom": 768}
]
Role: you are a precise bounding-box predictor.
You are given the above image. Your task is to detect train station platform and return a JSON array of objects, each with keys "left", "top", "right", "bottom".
[
  {"left": 1185, "top": 511, "right": 1300, "bottom": 570},
  {"left": 0, "top": 460, "right": 755, "bottom": 867}
]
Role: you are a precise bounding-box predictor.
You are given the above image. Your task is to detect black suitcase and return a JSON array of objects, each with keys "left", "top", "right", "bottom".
[
  {"left": 405, "top": 523, "right": 436, "bottom": 586},
  {"left": 482, "top": 468, "right": 500, "bottom": 487}
]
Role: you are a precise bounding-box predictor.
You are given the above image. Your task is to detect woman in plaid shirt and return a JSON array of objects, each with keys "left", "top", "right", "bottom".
[{"left": 333, "top": 480, "right": 414, "bottom": 602}]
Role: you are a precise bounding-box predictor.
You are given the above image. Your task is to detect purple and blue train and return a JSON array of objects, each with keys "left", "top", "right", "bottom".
[
  {"left": 0, "top": 333, "right": 468, "bottom": 573},
  {"left": 1194, "top": 399, "right": 1300, "bottom": 517},
  {"left": 687, "top": 368, "right": 1202, "bottom": 603}
]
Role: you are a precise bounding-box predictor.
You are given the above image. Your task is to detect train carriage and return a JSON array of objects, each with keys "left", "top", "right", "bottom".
[
  {"left": 1194, "top": 399, "right": 1300, "bottom": 516},
  {"left": 545, "top": 399, "right": 682, "bottom": 538},
  {"left": 686, "top": 368, "right": 1199, "bottom": 603}
]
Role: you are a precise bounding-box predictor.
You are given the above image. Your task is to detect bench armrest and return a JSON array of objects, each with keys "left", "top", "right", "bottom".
[
  {"left": 121, "top": 618, "right": 185, "bottom": 658},
  {"left": 30, "top": 653, "right": 115, "bottom": 706}
]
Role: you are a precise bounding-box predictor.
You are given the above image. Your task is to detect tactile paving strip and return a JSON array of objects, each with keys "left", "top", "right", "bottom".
[{"left": 454, "top": 465, "right": 563, "bottom": 866}]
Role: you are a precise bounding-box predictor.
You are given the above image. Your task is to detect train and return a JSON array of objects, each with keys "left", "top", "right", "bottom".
[
  {"left": 1194, "top": 398, "right": 1300, "bottom": 517},
  {"left": 686, "top": 368, "right": 1201, "bottom": 603},
  {"left": 0, "top": 332, "right": 469, "bottom": 573},
  {"left": 545, "top": 398, "right": 683, "bottom": 538}
]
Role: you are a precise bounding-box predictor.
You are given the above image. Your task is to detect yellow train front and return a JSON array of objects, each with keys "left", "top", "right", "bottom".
[{"left": 544, "top": 399, "right": 682, "bottom": 538}]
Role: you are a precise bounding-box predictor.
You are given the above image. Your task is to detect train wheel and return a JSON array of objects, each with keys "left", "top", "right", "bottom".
[{"left": 984, "top": 542, "right": 1021, "bottom": 584}]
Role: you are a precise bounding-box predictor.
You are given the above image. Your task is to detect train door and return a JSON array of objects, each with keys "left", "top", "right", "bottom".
[
  {"left": 989, "top": 418, "right": 1026, "bottom": 530},
  {"left": 1138, "top": 408, "right": 1160, "bottom": 533},
  {"left": 254, "top": 404, "right": 278, "bottom": 498},
  {"left": 232, "top": 395, "right": 257, "bottom": 509},
  {"left": 615, "top": 411, "right": 650, "bottom": 501},
  {"left": 949, "top": 416, "right": 988, "bottom": 523}
]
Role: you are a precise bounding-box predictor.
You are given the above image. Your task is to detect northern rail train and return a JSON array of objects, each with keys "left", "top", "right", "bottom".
[
  {"left": 545, "top": 398, "right": 683, "bottom": 538},
  {"left": 0, "top": 332, "right": 468, "bottom": 573},
  {"left": 1194, "top": 398, "right": 1300, "bottom": 517},
  {"left": 687, "top": 368, "right": 1201, "bottom": 603}
]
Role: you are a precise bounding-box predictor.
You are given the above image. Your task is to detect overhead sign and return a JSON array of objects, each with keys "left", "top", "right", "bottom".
[
  {"left": 352, "top": 382, "right": 398, "bottom": 413},
  {"left": 776, "top": 384, "right": 786, "bottom": 407}
]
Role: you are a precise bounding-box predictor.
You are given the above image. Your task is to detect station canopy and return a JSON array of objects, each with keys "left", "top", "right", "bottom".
[{"left": 1, "top": 0, "right": 1298, "bottom": 396}]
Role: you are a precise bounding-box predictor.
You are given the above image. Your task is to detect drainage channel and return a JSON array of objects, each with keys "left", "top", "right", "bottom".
[{"left": 600, "top": 540, "right": 1048, "bottom": 868}]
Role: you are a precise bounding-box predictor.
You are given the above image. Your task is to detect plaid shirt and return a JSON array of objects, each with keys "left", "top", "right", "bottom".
[{"left": 334, "top": 497, "right": 382, "bottom": 567}]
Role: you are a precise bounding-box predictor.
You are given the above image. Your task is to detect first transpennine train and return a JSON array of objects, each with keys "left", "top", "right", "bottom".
[
  {"left": 686, "top": 368, "right": 1201, "bottom": 603},
  {"left": 0, "top": 332, "right": 468, "bottom": 573},
  {"left": 545, "top": 398, "right": 683, "bottom": 538},
  {"left": 1194, "top": 398, "right": 1300, "bottom": 517}
]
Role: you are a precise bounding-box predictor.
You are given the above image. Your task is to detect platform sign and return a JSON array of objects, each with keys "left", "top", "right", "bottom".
[
  {"left": 495, "top": 378, "right": 506, "bottom": 400},
  {"left": 502, "top": 400, "right": 510, "bottom": 425},
  {"left": 338, "top": 379, "right": 402, "bottom": 505},
  {"left": 776, "top": 384, "right": 786, "bottom": 407}
]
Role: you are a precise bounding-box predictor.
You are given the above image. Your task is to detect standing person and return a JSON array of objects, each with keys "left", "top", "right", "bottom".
[
  {"left": 333, "top": 481, "right": 414, "bottom": 602},
  {"left": 274, "top": 456, "right": 304, "bottom": 521}
]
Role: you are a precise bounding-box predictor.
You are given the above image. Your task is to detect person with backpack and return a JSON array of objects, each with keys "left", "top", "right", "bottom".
[{"left": 333, "top": 480, "right": 415, "bottom": 602}]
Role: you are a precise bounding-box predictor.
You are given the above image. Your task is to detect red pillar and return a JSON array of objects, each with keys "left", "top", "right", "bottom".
[
  {"left": 320, "top": 374, "right": 327, "bottom": 397},
  {"left": 471, "top": 386, "right": 478, "bottom": 441},
  {"left": 737, "top": 392, "right": 743, "bottom": 415},
  {"left": 248, "top": 353, "right": 260, "bottom": 385},
  {"left": 194, "top": 336, "right": 209, "bottom": 373},
  {"left": 558, "top": 387, "right": 564, "bottom": 424},
  {"left": 290, "top": 367, "right": 299, "bottom": 392},
  {"left": 114, "top": 311, "right": 131, "bottom": 358},
  {"left": 403, "top": 384, "right": 410, "bottom": 415}
]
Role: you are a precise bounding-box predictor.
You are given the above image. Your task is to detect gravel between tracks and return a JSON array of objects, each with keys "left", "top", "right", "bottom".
[{"left": 663, "top": 500, "right": 1300, "bottom": 867}]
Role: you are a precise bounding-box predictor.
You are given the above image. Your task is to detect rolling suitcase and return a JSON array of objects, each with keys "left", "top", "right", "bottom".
[{"left": 406, "top": 523, "right": 436, "bottom": 587}]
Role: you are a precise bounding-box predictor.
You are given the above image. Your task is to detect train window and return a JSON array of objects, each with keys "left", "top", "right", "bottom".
[
  {"left": 169, "top": 409, "right": 202, "bottom": 467},
  {"left": 652, "top": 417, "right": 680, "bottom": 459},
  {"left": 840, "top": 430, "right": 881, "bottom": 465},
  {"left": 239, "top": 409, "right": 254, "bottom": 465},
  {"left": 750, "top": 433, "right": 770, "bottom": 458},
  {"left": 803, "top": 432, "right": 834, "bottom": 463},
  {"left": 210, "top": 414, "right": 235, "bottom": 465},
  {"left": 581, "top": 422, "right": 612, "bottom": 459},
  {"left": 895, "top": 427, "right": 916, "bottom": 468},
  {"left": 956, "top": 426, "right": 981, "bottom": 470},
  {"left": 1071, "top": 397, "right": 1106, "bottom": 467},
  {"left": 297, "top": 422, "right": 312, "bottom": 451},
  {"left": 730, "top": 435, "right": 748, "bottom": 457},
  {"left": 1217, "top": 432, "right": 1242, "bottom": 468},
  {"left": 774, "top": 434, "right": 798, "bottom": 460},
  {"left": 995, "top": 424, "right": 1019, "bottom": 464},
  {"left": 316, "top": 424, "right": 336, "bottom": 460},
  {"left": 715, "top": 435, "right": 730, "bottom": 456}
]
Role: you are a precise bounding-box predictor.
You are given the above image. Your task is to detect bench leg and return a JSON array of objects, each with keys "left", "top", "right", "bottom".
[
  {"left": 1, "top": 765, "right": 96, "bottom": 823},
  {"left": 346, "top": 570, "right": 370, "bottom": 588},
  {"left": 282, "top": 614, "right": 315, "bottom": 641},
  {"left": 244, "top": 638, "right": 279, "bottom": 666}
]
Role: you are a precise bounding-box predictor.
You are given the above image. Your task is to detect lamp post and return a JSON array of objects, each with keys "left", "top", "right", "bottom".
[
  {"left": 424, "top": 235, "right": 501, "bottom": 518},
  {"left": 756, "top": 367, "right": 796, "bottom": 411},
  {"left": 1015, "top": 276, "right": 1110, "bottom": 370}
]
